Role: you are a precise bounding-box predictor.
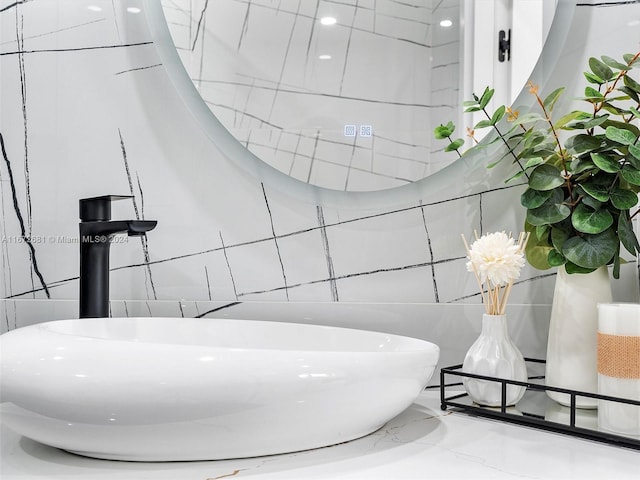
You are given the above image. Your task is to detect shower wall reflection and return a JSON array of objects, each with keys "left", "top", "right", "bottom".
[{"left": 162, "top": 0, "right": 462, "bottom": 191}]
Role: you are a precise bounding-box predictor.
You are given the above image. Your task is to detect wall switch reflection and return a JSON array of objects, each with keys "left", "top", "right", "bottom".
[
  {"left": 359, "top": 125, "right": 373, "bottom": 137},
  {"left": 344, "top": 125, "right": 356, "bottom": 137}
]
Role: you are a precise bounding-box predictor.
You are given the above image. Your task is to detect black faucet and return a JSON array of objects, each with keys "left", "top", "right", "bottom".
[{"left": 79, "top": 195, "right": 157, "bottom": 318}]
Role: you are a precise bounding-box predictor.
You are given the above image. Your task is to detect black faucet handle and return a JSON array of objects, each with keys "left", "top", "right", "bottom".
[{"left": 79, "top": 195, "right": 134, "bottom": 222}]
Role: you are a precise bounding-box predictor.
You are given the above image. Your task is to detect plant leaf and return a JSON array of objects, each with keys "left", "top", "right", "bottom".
[
  {"left": 535, "top": 224, "right": 550, "bottom": 240},
  {"left": 566, "top": 134, "right": 603, "bottom": 154},
  {"left": 505, "top": 170, "right": 527, "bottom": 182},
  {"left": 613, "top": 245, "right": 621, "bottom": 280},
  {"left": 621, "top": 164, "right": 640, "bottom": 185},
  {"left": 474, "top": 119, "right": 493, "bottom": 129},
  {"left": 570, "top": 156, "right": 596, "bottom": 175},
  {"left": 629, "top": 143, "right": 640, "bottom": 162},
  {"left": 434, "top": 122, "right": 455, "bottom": 139},
  {"left": 564, "top": 115, "right": 609, "bottom": 131},
  {"left": 547, "top": 249, "right": 566, "bottom": 267},
  {"left": 571, "top": 203, "right": 614, "bottom": 234},
  {"left": 602, "top": 119, "right": 640, "bottom": 139},
  {"left": 511, "top": 112, "right": 545, "bottom": 126},
  {"left": 524, "top": 221, "right": 553, "bottom": 270},
  {"left": 528, "top": 164, "right": 565, "bottom": 191},
  {"left": 584, "top": 86, "right": 605, "bottom": 101},
  {"left": 521, "top": 187, "right": 553, "bottom": 209},
  {"left": 605, "top": 125, "right": 637, "bottom": 145},
  {"left": 479, "top": 87, "right": 494, "bottom": 109},
  {"left": 619, "top": 86, "right": 640, "bottom": 103},
  {"left": 555, "top": 110, "right": 590, "bottom": 130},
  {"left": 618, "top": 210, "right": 640, "bottom": 256},
  {"left": 609, "top": 187, "right": 638, "bottom": 209},
  {"left": 564, "top": 262, "right": 597, "bottom": 274},
  {"left": 581, "top": 195, "right": 603, "bottom": 210},
  {"left": 581, "top": 182, "right": 610, "bottom": 202},
  {"left": 624, "top": 74, "right": 640, "bottom": 95},
  {"left": 589, "top": 57, "right": 615, "bottom": 82},
  {"left": 562, "top": 228, "right": 618, "bottom": 268},
  {"left": 527, "top": 201, "right": 571, "bottom": 226},
  {"left": 445, "top": 138, "right": 465, "bottom": 152},
  {"left": 522, "top": 156, "right": 544, "bottom": 170},
  {"left": 601, "top": 55, "right": 629, "bottom": 70},
  {"left": 543, "top": 87, "right": 564, "bottom": 112},
  {"left": 584, "top": 71, "right": 604, "bottom": 85},
  {"left": 590, "top": 152, "right": 621, "bottom": 173},
  {"left": 602, "top": 102, "right": 627, "bottom": 116},
  {"left": 551, "top": 223, "right": 571, "bottom": 251},
  {"left": 491, "top": 105, "right": 506, "bottom": 125},
  {"left": 626, "top": 150, "right": 640, "bottom": 170},
  {"left": 623, "top": 53, "right": 640, "bottom": 66}
]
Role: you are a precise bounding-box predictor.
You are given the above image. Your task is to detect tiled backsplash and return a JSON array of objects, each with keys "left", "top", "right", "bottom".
[{"left": 1, "top": 1, "right": 639, "bottom": 343}]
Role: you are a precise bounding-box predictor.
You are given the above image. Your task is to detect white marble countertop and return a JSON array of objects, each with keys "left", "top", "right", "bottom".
[{"left": 1, "top": 391, "right": 638, "bottom": 480}]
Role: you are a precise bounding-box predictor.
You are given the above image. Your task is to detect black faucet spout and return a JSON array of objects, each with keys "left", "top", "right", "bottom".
[
  {"left": 79, "top": 196, "right": 157, "bottom": 319},
  {"left": 80, "top": 219, "right": 158, "bottom": 238},
  {"left": 126, "top": 220, "right": 158, "bottom": 236}
]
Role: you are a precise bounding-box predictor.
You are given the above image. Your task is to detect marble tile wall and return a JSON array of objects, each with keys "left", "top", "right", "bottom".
[{"left": 1, "top": 1, "right": 639, "bottom": 343}]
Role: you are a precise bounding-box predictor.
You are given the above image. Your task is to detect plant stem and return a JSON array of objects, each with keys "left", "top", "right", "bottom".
[
  {"left": 480, "top": 106, "right": 529, "bottom": 179},
  {"left": 606, "top": 51, "right": 640, "bottom": 96},
  {"left": 461, "top": 234, "right": 489, "bottom": 310},
  {"left": 447, "top": 135, "right": 463, "bottom": 158}
]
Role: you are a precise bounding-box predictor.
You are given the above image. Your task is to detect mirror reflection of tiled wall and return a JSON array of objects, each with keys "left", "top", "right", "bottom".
[{"left": 163, "top": 0, "right": 463, "bottom": 191}]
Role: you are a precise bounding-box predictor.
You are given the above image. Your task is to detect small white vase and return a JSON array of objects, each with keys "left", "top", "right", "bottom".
[
  {"left": 546, "top": 265, "right": 612, "bottom": 409},
  {"left": 462, "top": 314, "right": 528, "bottom": 407}
]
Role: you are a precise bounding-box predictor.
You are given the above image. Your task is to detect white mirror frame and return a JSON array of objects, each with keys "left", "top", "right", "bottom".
[{"left": 143, "top": 0, "right": 576, "bottom": 209}]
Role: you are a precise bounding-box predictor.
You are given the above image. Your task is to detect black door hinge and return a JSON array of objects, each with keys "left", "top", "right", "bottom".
[{"left": 498, "top": 29, "right": 511, "bottom": 62}]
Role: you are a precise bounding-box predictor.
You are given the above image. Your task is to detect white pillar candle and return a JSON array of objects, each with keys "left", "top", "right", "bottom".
[{"left": 597, "top": 303, "right": 640, "bottom": 436}]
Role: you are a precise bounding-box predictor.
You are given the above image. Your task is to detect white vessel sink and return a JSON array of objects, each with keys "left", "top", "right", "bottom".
[{"left": 0, "top": 317, "right": 439, "bottom": 461}]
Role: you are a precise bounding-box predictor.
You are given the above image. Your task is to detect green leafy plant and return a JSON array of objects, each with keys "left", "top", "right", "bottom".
[{"left": 435, "top": 51, "right": 640, "bottom": 278}]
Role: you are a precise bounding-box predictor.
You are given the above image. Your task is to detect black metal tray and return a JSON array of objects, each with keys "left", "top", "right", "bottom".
[{"left": 439, "top": 358, "right": 640, "bottom": 450}]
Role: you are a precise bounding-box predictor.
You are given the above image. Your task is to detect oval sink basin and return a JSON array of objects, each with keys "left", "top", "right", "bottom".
[{"left": 0, "top": 317, "right": 440, "bottom": 461}]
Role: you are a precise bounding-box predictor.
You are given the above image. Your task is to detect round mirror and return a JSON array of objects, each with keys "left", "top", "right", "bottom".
[
  {"left": 155, "top": 0, "right": 464, "bottom": 193},
  {"left": 145, "top": 0, "right": 564, "bottom": 201}
]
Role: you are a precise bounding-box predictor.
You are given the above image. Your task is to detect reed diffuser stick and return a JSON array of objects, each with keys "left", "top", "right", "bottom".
[{"left": 463, "top": 231, "right": 529, "bottom": 315}]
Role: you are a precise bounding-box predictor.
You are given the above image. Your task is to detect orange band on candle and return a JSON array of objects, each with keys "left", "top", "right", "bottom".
[{"left": 597, "top": 332, "right": 640, "bottom": 379}]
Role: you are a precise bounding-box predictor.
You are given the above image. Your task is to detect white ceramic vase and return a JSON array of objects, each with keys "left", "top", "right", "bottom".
[
  {"left": 462, "top": 314, "right": 528, "bottom": 407},
  {"left": 546, "top": 265, "right": 612, "bottom": 409}
]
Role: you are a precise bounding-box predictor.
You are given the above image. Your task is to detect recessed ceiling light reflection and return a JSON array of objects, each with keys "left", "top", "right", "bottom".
[
  {"left": 127, "top": 7, "right": 142, "bottom": 14},
  {"left": 318, "top": 54, "right": 332, "bottom": 60},
  {"left": 320, "top": 16, "right": 337, "bottom": 26},
  {"left": 87, "top": 5, "right": 102, "bottom": 12},
  {"left": 440, "top": 19, "right": 453, "bottom": 27}
]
